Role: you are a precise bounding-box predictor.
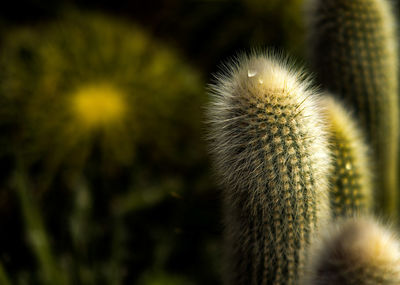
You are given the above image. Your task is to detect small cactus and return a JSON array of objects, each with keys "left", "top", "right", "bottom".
[
  {"left": 321, "top": 95, "right": 373, "bottom": 217},
  {"left": 207, "top": 52, "right": 331, "bottom": 284},
  {"left": 306, "top": 0, "right": 399, "bottom": 217},
  {"left": 303, "top": 216, "right": 400, "bottom": 284}
]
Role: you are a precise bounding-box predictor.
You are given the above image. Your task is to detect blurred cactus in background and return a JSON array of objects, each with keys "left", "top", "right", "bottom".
[
  {"left": 321, "top": 96, "right": 373, "bottom": 218},
  {"left": 303, "top": 217, "right": 400, "bottom": 284},
  {"left": 306, "top": 0, "right": 399, "bottom": 217},
  {"left": 0, "top": 10, "right": 205, "bottom": 182}
]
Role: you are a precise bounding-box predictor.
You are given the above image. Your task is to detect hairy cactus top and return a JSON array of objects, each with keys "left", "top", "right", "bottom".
[
  {"left": 303, "top": 216, "right": 400, "bottom": 285},
  {"left": 208, "top": 52, "right": 331, "bottom": 284}
]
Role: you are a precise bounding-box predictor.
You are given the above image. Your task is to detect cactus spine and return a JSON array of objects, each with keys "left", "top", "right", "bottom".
[
  {"left": 321, "top": 96, "right": 373, "bottom": 217},
  {"left": 306, "top": 0, "right": 399, "bottom": 217},
  {"left": 207, "top": 53, "right": 331, "bottom": 284},
  {"left": 303, "top": 216, "right": 400, "bottom": 284}
]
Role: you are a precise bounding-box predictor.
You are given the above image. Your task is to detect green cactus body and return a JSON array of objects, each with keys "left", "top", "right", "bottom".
[
  {"left": 303, "top": 216, "right": 400, "bottom": 284},
  {"left": 208, "top": 53, "right": 331, "bottom": 285},
  {"left": 322, "top": 96, "right": 372, "bottom": 217},
  {"left": 306, "top": 0, "right": 399, "bottom": 217}
]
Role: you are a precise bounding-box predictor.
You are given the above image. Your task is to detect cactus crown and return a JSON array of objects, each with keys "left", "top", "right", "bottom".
[{"left": 208, "top": 53, "right": 331, "bottom": 195}]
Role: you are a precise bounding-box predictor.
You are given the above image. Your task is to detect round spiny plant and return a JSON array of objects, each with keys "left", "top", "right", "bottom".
[{"left": 0, "top": 10, "right": 205, "bottom": 186}]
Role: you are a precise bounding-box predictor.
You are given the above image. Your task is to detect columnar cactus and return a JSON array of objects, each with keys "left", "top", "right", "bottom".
[
  {"left": 207, "top": 53, "right": 331, "bottom": 284},
  {"left": 306, "top": 0, "right": 399, "bottom": 217},
  {"left": 303, "top": 216, "right": 400, "bottom": 284},
  {"left": 321, "top": 96, "right": 372, "bottom": 217}
]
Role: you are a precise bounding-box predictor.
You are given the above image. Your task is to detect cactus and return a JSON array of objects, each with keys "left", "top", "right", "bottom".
[
  {"left": 303, "top": 216, "right": 400, "bottom": 284},
  {"left": 207, "top": 52, "right": 331, "bottom": 285},
  {"left": 306, "top": 0, "right": 399, "bottom": 217},
  {"left": 321, "top": 95, "right": 373, "bottom": 217}
]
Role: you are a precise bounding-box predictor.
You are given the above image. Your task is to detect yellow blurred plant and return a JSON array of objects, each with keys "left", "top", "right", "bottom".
[{"left": 0, "top": 10, "right": 205, "bottom": 189}]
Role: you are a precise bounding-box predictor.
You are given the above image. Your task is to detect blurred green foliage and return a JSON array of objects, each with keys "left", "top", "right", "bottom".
[{"left": 0, "top": 0, "right": 305, "bottom": 284}]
